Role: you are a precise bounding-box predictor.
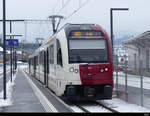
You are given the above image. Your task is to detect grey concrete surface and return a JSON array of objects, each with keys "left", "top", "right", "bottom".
[{"left": 0, "top": 69, "right": 45, "bottom": 112}]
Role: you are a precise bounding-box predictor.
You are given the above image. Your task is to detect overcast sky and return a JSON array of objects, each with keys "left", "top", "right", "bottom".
[{"left": 0, "top": 0, "right": 150, "bottom": 42}]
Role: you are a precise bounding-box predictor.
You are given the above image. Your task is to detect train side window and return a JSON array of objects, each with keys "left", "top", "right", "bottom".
[
  {"left": 50, "top": 45, "right": 54, "bottom": 64},
  {"left": 57, "top": 40, "right": 63, "bottom": 67},
  {"left": 57, "top": 49, "right": 63, "bottom": 67}
]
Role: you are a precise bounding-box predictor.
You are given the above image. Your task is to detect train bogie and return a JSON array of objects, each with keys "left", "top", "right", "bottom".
[{"left": 65, "top": 84, "right": 112, "bottom": 101}]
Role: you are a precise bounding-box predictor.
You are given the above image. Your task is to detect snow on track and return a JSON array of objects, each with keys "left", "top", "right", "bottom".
[{"left": 99, "top": 98, "right": 150, "bottom": 112}]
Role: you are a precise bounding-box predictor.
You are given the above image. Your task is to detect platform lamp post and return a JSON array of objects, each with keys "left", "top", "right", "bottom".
[
  {"left": 110, "top": 8, "right": 129, "bottom": 97},
  {"left": 110, "top": 8, "right": 129, "bottom": 50},
  {"left": 2, "top": 0, "right": 7, "bottom": 100}
]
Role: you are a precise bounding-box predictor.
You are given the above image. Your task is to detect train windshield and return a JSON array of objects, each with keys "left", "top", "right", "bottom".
[{"left": 69, "top": 39, "right": 109, "bottom": 63}]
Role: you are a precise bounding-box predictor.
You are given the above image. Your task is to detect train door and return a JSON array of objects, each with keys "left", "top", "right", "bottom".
[
  {"left": 40, "top": 51, "right": 45, "bottom": 83},
  {"left": 29, "top": 59, "right": 31, "bottom": 74},
  {"left": 44, "top": 51, "right": 49, "bottom": 86},
  {"left": 56, "top": 39, "right": 64, "bottom": 95},
  {"left": 46, "top": 49, "right": 49, "bottom": 87},
  {"left": 36, "top": 55, "right": 40, "bottom": 80},
  {"left": 34, "top": 56, "right": 36, "bottom": 78},
  {"left": 48, "top": 42, "right": 57, "bottom": 92}
]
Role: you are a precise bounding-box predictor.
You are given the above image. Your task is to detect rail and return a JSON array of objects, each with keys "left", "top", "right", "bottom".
[
  {"left": 73, "top": 101, "right": 119, "bottom": 113},
  {"left": 95, "top": 101, "right": 119, "bottom": 113},
  {"left": 75, "top": 103, "right": 91, "bottom": 113}
]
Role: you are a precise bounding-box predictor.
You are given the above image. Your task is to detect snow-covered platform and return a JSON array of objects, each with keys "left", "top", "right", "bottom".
[{"left": 0, "top": 65, "right": 72, "bottom": 112}]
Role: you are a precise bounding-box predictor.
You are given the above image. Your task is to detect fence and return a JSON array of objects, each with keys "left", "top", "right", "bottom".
[{"left": 113, "top": 46, "right": 150, "bottom": 108}]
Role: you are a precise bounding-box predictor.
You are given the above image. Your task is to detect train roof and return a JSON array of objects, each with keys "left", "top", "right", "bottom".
[
  {"left": 64, "top": 23, "right": 104, "bottom": 37},
  {"left": 29, "top": 23, "right": 103, "bottom": 58}
]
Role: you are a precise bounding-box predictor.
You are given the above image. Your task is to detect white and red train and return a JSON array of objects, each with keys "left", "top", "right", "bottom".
[{"left": 28, "top": 24, "right": 113, "bottom": 101}]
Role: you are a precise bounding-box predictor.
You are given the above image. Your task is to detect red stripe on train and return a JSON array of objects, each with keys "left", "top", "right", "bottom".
[{"left": 79, "top": 64, "right": 113, "bottom": 88}]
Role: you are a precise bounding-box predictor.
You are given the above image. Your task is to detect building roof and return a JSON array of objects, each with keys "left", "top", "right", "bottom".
[{"left": 123, "top": 30, "right": 150, "bottom": 48}]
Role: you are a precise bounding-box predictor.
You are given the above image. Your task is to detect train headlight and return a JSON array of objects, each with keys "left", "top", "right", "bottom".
[
  {"left": 100, "top": 69, "right": 104, "bottom": 73},
  {"left": 69, "top": 67, "right": 74, "bottom": 72},
  {"left": 105, "top": 68, "right": 109, "bottom": 71},
  {"left": 74, "top": 69, "right": 79, "bottom": 73},
  {"left": 69, "top": 67, "right": 79, "bottom": 73}
]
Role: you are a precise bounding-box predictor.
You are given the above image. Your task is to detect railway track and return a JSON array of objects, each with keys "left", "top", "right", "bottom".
[
  {"left": 75, "top": 103, "right": 91, "bottom": 113},
  {"left": 95, "top": 101, "right": 119, "bottom": 113},
  {"left": 73, "top": 101, "right": 119, "bottom": 113}
]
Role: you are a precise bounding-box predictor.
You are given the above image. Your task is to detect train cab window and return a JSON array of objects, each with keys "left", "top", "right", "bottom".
[
  {"left": 69, "top": 39, "right": 109, "bottom": 63},
  {"left": 57, "top": 40, "right": 63, "bottom": 67}
]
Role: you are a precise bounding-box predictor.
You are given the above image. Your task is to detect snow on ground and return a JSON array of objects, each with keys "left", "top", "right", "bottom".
[
  {"left": 18, "top": 63, "right": 28, "bottom": 70},
  {"left": 112, "top": 71, "right": 150, "bottom": 112},
  {"left": 70, "top": 106, "right": 83, "bottom": 113},
  {"left": 83, "top": 105, "right": 111, "bottom": 113},
  {"left": 71, "top": 98, "right": 150, "bottom": 113},
  {"left": 0, "top": 62, "right": 27, "bottom": 108},
  {"left": 100, "top": 98, "right": 150, "bottom": 112},
  {"left": 0, "top": 66, "right": 10, "bottom": 80},
  {"left": 71, "top": 72, "right": 150, "bottom": 113},
  {"left": 0, "top": 70, "right": 17, "bottom": 107},
  {"left": 70, "top": 102, "right": 111, "bottom": 113}
]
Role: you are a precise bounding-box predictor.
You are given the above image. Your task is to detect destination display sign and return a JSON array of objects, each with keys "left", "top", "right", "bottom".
[{"left": 69, "top": 31, "right": 104, "bottom": 37}]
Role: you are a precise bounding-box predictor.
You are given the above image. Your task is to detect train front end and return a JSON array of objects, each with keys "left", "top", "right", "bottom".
[{"left": 65, "top": 24, "right": 113, "bottom": 101}]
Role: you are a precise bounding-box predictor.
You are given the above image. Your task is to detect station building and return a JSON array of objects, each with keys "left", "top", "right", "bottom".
[{"left": 123, "top": 31, "right": 150, "bottom": 75}]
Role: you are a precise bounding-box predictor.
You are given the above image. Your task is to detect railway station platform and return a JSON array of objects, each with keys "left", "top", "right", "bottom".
[{"left": 0, "top": 66, "right": 72, "bottom": 112}]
